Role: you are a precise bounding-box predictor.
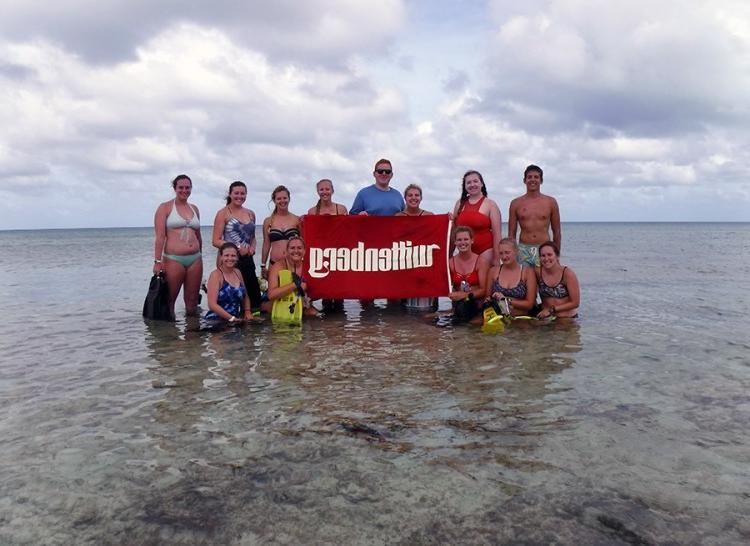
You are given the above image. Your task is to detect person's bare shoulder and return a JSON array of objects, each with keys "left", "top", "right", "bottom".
[{"left": 540, "top": 193, "right": 558, "bottom": 207}]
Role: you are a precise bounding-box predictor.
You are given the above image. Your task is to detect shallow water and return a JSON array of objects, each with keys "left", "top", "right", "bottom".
[{"left": 1, "top": 223, "right": 749, "bottom": 545}]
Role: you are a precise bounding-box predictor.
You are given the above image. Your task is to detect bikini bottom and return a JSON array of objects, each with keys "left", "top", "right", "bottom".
[{"left": 163, "top": 252, "right": 202, "bottom": 268}]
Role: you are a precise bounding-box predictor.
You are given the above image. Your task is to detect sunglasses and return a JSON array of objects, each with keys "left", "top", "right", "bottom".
[{"left": 375, "top": 169, "right": 392, "bottom": 175}]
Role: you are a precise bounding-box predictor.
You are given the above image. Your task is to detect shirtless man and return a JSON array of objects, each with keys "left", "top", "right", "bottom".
[{"left": 508, "top": 165, "right": 561, "bottom": 267}]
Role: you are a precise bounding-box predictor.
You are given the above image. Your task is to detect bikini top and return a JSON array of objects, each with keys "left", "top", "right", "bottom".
[
  {"left": 539, "top": 267, "right": 569, "bottom": 299},
  {"left": 268, "top": 225, "right": 300, "bottom": 243},
  {"left": 166, "top": 201, "right": 200, "bottom": 230},
  {"left": 492, "top": 265, "right": 527, "bottom": 299},
  {"left": 315, "top": 203, "right": 341, "bottom": 215},
  {"left": 450, "top": 256, "right": 480, "bottom": 288},
  {"left": 223, "top": 212, "right": 255, "bottom": 247}
]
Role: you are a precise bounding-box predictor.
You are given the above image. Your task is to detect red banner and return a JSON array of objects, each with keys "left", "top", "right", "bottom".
[{"left": 302, "top": 214, "right": 451, "bottom": 299}]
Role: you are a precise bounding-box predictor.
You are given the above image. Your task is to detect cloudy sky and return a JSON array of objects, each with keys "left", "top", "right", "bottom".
[{"left": 1, "top": 0, "right": 748, "bottom": 229}]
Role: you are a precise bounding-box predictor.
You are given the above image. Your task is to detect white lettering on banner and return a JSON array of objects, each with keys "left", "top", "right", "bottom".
[{"left": 308, "top": 241, "right": 441, "bottom": 279}]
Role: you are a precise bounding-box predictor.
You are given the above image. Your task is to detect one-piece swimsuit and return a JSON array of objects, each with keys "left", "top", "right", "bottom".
[
  {"left": 205, "top": 272, "right": 245, "bottom": 320},
  {"left": 455, "top": 196, "right": 492, "bottom": 254}
]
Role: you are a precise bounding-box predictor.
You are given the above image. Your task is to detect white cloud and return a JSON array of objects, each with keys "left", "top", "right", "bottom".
[{"left": 0, "top": 0, "right": 749, "bottom": 228}]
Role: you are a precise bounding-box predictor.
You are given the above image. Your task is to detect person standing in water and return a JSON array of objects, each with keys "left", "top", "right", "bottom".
[
  {"left": 261, "top": 185, "right": 300, "bottom": 279},
  {"left": 211, "top": 181, "right": 262, "bottom": 312},
  {"left": 306, "top": 178, "right": 347, "bottom": 313},
  {"left": 349, "top": 158, "right": 405, "bottom": 216},
  {"left": 508, "top": 164, "right": 561, "bottom": 267},
  {"left": 307, "top": 179, "right": 348, "bottom": 216},
  {"left": 152, "top": 174, "right": 203, "bottom": 318},
  {"left": 396, "top": 184, "right": 433, "bottom": 216}
]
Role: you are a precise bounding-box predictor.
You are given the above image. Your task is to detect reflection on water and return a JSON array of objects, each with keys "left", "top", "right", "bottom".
[
  {"left": 2, "top": 224, "right": 750, "bottom": 544},
  {"left": 110, "top": 307, "right": 592, "bottom": 544}
]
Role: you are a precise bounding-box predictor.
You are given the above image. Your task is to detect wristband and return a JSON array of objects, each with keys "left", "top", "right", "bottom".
[
  {"left": 228, "top": 316, "right": 236, "bottom": 323},
  {"left": 154, "top": 259, "right": 162, "bottom": 264}
]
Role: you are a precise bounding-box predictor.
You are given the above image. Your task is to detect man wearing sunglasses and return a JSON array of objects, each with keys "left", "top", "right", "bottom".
[{"left": 350, "top": 158, "right": 405, "bottom": 216}]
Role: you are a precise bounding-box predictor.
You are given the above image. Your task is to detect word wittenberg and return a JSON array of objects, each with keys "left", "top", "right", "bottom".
[
  {"left": 302, "top": 214, "right": 449, "bottom": 299},
  {"left": 308, "top": 241, "right": 441, "bottom": 279}
]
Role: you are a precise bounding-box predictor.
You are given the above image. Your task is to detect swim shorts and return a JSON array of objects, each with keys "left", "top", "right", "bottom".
[{"left": 517, "top": 243, "right": 540, "bottom": 267}]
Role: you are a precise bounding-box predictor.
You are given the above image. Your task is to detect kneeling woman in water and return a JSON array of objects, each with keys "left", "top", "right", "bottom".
[
  {"left": 486, "top": 238, "right": 537, "bottom": 316},
  {"left": 536, "top": 241, "right": 580, "bottom": 319},
  {"left": 449, "top": 226, "right": 489, "bottom": 321},
  {"left": 205, "top": 243, "right": 254, "bottom": 323},
  {"left": 263, "top": 236, "right": 319, "bottom": 317}
]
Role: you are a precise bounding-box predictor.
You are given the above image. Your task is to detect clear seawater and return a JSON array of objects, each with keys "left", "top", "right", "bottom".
[{"left": 0, "top": 223, "right": 749, "bottom": 545}]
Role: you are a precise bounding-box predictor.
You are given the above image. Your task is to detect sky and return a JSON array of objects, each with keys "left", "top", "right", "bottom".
[{"left": 1, "top": 0, "right": 748, "bottom": 229}]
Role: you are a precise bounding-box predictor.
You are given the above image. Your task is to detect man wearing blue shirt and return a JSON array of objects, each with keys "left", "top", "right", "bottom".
[{"left": 350, "top": 158, "right": 405, "bottom": 215}]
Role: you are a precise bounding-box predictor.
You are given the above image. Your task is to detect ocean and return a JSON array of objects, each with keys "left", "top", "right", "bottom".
[{"left": 1, "top": 223, "right": 749, "bottom": 544}]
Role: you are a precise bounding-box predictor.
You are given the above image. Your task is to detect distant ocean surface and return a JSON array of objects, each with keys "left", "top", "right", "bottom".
[{"left": 1, "top": 223, "right": 749, "bottom": 545}]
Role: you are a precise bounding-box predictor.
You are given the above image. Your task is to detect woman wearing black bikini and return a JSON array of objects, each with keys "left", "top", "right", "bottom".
[
  {"left": 536, "top": 241, "right": 580, "bottom": 319},
  {"left": 486, "top": 238, "right": 537, "bottom": 317},
  {"left": 261, "top": 185, "right": 300, "bottom": 279},
  {"left": 395, "top": 184, "right": 433, "bottom": 216}
]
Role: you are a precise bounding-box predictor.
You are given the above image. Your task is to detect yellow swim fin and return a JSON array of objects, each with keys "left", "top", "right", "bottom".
[{"left": 271, "top": 269, "right": 303, "bottom": 325}]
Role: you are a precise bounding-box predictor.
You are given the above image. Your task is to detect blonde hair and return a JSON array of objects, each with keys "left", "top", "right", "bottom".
[
  {"left": 403, "top": 183, "right": 422, "bottom": 199},
  {"left": 315, "top": 179, "right": 333, "bottom": 214}
]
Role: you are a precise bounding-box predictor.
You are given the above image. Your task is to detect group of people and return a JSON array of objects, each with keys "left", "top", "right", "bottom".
[{"left": 151, "top": 159, "right": 579, "bottom": 324}]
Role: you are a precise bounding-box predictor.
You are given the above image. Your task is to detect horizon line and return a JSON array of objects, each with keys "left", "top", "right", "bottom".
[{"left": 2, "top": 220, "right": 749, "bottom": 232}]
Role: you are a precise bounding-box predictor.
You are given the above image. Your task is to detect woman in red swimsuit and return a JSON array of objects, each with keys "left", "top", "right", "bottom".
[
  {"left": 448, "top": 226, "right": 489, "bottom": 321},
  {"left": 452, "top": 170, "right": 502, "bottom": 264}
]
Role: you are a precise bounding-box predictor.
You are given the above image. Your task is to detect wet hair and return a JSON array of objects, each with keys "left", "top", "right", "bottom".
[
  {"left": 225, "top": 181, "right": 247, "bottom": 205},
  {"left": 315, "top": 179, "right": 333, "bottom": 214},
  {"left": 498, "top": 237, "right": 518, "bottom": 251},
  {"left": 219, "top": 242, "right": 240, "bottom": 255},
  {"left": 171, "top": 174, "right": 192, "bottom": 189},
  {"left": 524, "top": 164, "right": 543, "bottom": 182},
  {"left": 454, "top": 225, "right": 474, "bottom": 239},
  {"left": 403, "top": 183, "right": 423, "bottom": 199},
  {"left": 216, "top": 242, "right": 240, "bottom": 267},
  {"left": 270, "top": 185, "right": 290, "bottom": 216},
  {"left": 539, "top": 240, "right": 559, "bottom": 257},
  {"left": 459, "top": 170, "right": 488, "bottom": 205},
  {"left": 374, "top": 158, "right": 392, "bottom": 171},
  {"left": 286, "top": 235, "right": 305, "bottom": 248}
]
